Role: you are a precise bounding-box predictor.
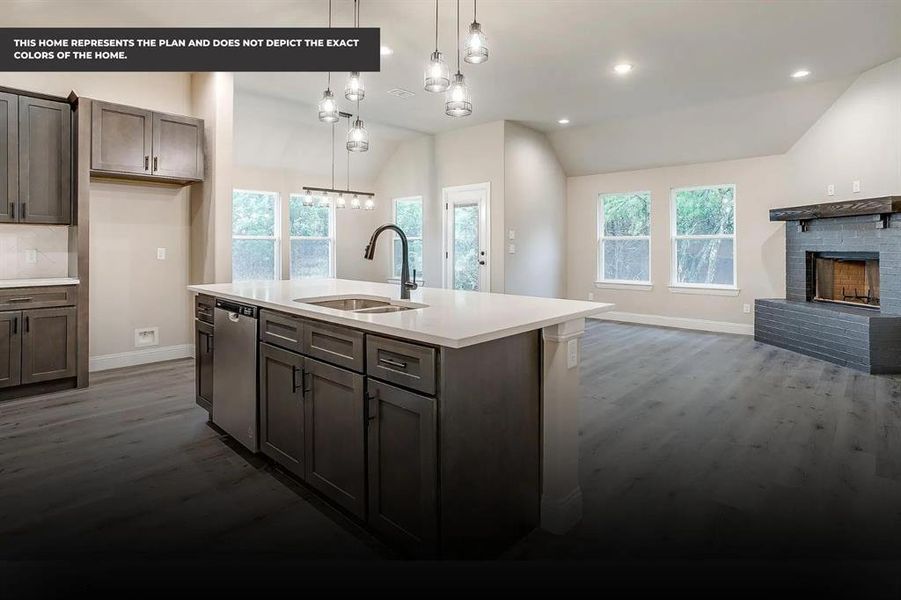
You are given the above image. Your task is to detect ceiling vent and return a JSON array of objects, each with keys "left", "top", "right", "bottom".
[{"left": 387, "top": 88, "right": 415, "bottom": 99}]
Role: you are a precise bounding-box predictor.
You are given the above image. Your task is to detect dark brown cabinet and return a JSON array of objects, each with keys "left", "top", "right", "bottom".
[
  {"left": 0, "top": 311, "right": 21, "bottom": 388},
  {"left": 17, "top": 96, "right": 71, "bottom": 225},
  {"left": 304, "top": 357, "right": 366, "bottom": 518},
  {"left": 259, "top": 343, "right": 305, "bottom": 479},
  {"left": 195, "top": 320, "right": 214, "bottom": 412},
  {"left": 21, "top": 306, "right": 76, "bottom": 384},
  {"left": 0, "top": 92, "right": 17, "bottom": 224},
  {"left": 91, "top": 101, "right": 203, "bottom": 183},
  {"left": 367, "top": 379, "right": 437, "bottom": 554}
]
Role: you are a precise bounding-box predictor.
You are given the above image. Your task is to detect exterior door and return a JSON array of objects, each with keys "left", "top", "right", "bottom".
[
  {"left": 21, "top": 307, "right": 76, "bottom": 384},
  {"left": 18, "top": 96, "right": 71, "bottom": 224},
  {"left": 303, "top": 356, "right": 366, "bottom": 518},
  {"left": 367, "top": 379, "right": 437, "bottom": 555},
  {"left": 91, "top": 100, "right": 153, "bottom": 175},
  {"left": 151, "top": 112, "right": 204, "bottom": 180},
  {"left": 0, "top": 92, "right": 17, "bottom": 223},
  {"left": 0, "top": 311, "right": 21, "bottom": 388},
  {"left": 259, "top": 342, "right": 305, "bottom": 479},
  {"left": 443, "top": 183, "right": 489, "bottom": 291}
]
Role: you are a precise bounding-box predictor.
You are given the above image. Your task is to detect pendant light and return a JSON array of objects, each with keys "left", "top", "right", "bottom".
[
  {"left": 318, "top": 1, "right": 340, "bottom": 123},
  {"left": 344, "top": 2, "right": 365, "bottom": 101},
  {"left": 347, "top": 100, "right": 369, "bottom": 152},
  {"left": 445, "top": 0, "right": 472, "bottom": 117},
  {"left": 464, "top": 0, "right": 488, "bottom": 64},
  {"left": 424, "top": 0, "right": 450, "bottom": 92}
]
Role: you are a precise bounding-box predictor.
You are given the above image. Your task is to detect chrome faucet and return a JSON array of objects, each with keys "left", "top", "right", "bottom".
[{"left": 363, "top": 224, "right": 419, "bottom": 300}]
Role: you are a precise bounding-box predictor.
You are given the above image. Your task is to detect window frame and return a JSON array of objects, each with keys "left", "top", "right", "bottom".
[
  {"left": 596, "top": 191, "right": 652, "bottom": 286},
  {"left": 288, "top": 193, "right": 337, "bottom": 279},
  {"left": 392, "top": 195, "right": 424, "bottom": 282},
  {"left": 231, "top": 188, "right": 281, "bottom": 281},
  {"left": 669, "top": 184, "right": 738, "bottom": 291}
]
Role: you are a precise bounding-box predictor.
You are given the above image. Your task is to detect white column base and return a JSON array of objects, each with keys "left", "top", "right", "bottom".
[{"left": 540, "top": 318, "right": 585, "bottom": 535}]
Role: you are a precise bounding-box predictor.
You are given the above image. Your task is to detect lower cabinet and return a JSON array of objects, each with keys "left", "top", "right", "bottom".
[
  {"left": 366, "top": 379, "right": 438, "bottom": 554},
  {"left": 0, "top": 312, "right": 21, "bottom": 388},
  {"left": 195, "top": 320, "right": 214, "bottom": 412},
  {"left": 304, "top": 357, "right": 366, "bottom": 518},
  {"left": 21, "top": 307, "right": 76, "bottom": 383},
  {"left": 259, "top": 342, "right": 305, "bottom": 479}
]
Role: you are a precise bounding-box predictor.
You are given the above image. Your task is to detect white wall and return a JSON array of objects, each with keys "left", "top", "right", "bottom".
[
  {"left": 504, "top": 122, "right": 567, "bottom": 298},
  {"left": 567, "top": 155, "right": 789, "bottom": 329},
  {"left": 0, "top": 72, "right": 196, "bottom": 360},
  {"left": 787, "top": 56, "right": 901, "bottom": 201},
  {"left": 0, "top": 225, "right": 69, "bottom": 279}
]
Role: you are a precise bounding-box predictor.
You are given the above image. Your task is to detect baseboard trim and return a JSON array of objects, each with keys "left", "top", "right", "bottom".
[
  {"left": 89, "top": 344, "right": 195, "bottom": 372},
  {"left": 592, "top": 311, "right": 753, "bottom": 336}
]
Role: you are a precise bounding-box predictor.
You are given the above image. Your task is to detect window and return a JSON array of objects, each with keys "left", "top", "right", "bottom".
[
  {"left": 597, "top": 192, "right": 651, "bottom": 284},
  {"left": 289, "top": 194, "right": 335, "bottom": 279},
  {"left": 393, "top": 196, "right": 423, "bottom": 281},
  {"left": 671, "top": 185, "right": 736, "bottom": 288},
  {"left": 232, "top": 189, "right": 279, "bottom": 281}
]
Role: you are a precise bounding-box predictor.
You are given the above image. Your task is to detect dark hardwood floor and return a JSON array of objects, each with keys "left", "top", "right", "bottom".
[{"left": 3, "top": 320, "right": 901, "bottom": 593}]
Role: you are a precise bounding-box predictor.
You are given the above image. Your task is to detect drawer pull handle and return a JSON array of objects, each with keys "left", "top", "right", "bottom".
[
  {"left": 379, "top": 357, "right": 407, "bottom": 369},
  {"left": 7, "top": 297, "right": 32, "bottom": 303}
]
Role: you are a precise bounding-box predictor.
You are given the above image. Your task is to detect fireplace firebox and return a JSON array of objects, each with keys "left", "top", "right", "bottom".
[{"left": 809, "top": 252, "right": 880, "bottom": 309}]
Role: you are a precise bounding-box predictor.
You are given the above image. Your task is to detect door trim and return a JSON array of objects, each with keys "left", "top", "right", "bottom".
[{"left": 441, "top": 182, "right": 491, "bottom": 291}]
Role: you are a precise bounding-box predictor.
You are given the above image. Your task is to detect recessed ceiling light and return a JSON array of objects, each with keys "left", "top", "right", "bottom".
[
  {"left": 387, "top": 87, "right": 415, "bottom": 99},
  {"left": 791, "top": 69, "right": 811, "bottom": 79},
  {"left": 613, "top": 63, "right": 633, "bottom": 75},
  {"left": 380, "top": 45, "right": 394, "bottom": 56},
  {"left": 557, "top": 118, "right": 570, "bottom": 125}
]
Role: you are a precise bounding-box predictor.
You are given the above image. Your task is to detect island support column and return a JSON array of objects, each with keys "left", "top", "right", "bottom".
[{"left": 540, "top": 318, "right": 585, "bottom": 534}]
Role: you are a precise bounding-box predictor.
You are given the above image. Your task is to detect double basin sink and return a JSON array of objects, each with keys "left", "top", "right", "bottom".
[{"left": 296, "top": 296, "right": 428, "bottom": 314}]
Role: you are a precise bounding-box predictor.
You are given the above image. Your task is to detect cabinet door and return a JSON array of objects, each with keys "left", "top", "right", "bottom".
[
  {"left": 304, "top": 357, "right": 366, "bottom": 517},
  {"left": 259, "top": 343, "right": 305, "bottom": 479},
  {"left": 0, "top": 311, "right": 21, "bottom": 389},
  {"left": 152, "top": 112, "right": 203, "bottom": 180},
  {"left": 21, "top": 307, "right": 76, "bottom": 384},
  {"left": 0, "top": 92, "right": 17, "bottom": 223},
  {"left": 18, "top": 96, "right": 71, "bottom": 224},
  {"left": 367, "top": 379, "right": 437, "bottom": 554},
  {"left": 195, "top": 320, "right": 214, "bottom": 412},
  {"left": 91, "top": 101, "right": 152, "bottom": 175}
]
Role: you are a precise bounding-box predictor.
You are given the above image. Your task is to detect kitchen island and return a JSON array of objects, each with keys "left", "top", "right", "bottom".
[{"left": 188, "top": 278, "right": 613, "bottom": 556}]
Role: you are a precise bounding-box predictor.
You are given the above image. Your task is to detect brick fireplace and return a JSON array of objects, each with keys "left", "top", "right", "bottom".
[{"left": 755, "top": 197, "right": 901, "bottom": 373}]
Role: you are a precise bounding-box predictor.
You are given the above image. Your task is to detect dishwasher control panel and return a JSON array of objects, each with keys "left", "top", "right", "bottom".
[{"left": 215, "top": 298, "right": 258, "bottom": 318}]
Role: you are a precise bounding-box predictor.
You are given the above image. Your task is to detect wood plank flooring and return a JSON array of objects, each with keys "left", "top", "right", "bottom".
[{"left": 3, "top": 320, "right": 901, "bottom": 576}]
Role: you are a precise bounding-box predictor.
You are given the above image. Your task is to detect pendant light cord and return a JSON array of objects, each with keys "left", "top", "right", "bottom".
[
  {"left": 326, "top": 0, "right": 332, "bottom": 89},
  {"left": 346, "top": 116, "right": 351, "bottom": 190},
  {"left": 434, "top": 0, "right": 439, "bottom": 52},
  {"left": 331, "top": 122, "right": 335, "bottom": 189},
  {"left": 456, "top": 0, "right": 461, "bottom": 72}
]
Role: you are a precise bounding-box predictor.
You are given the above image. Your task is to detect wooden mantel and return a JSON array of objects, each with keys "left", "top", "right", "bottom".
[{"left": 770, "top": 196, "right": 901, "bottom": 222}]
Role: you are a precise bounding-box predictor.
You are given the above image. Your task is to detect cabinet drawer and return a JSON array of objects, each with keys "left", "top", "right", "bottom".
[
  {"left": 195, "top": 294, "right": 214, "bottom": 324},
  {"left": 0, "top": 286, "right": 75, "bottom": 311},
  {"left": 366, "top": 335, "right": 437, "bottom": 396},
  {"left": 303, "top": 320, "right": 364, "bottom": 373},
  {"left": 259, "top": 309, "right": 304, "bottom": 353}
]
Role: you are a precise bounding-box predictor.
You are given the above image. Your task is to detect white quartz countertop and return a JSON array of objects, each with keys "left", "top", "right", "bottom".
[
  {"left": 0, "top": 277, "right": 80, "bottom": 289},
  {"left": 188, "top": 279, "right": 614, "bottom": 348}
]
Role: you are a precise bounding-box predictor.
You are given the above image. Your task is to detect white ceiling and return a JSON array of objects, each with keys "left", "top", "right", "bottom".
[{"left": 9, "top": 0, "right": 901, "bottom": 175}]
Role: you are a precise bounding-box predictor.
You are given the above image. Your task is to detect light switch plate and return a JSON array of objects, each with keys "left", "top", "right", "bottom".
[
  {"left": 567, "top": 339, "right": 579, "bottom": 369},
  {"left": 743, "top": 303, "right": 751, "bottom": 314},
  {"left": 827, "top": 184, "right": 835, "bottom": 196},
  {"left": 853, "top": 180, "right": 861, "bottom": 193},
  {"left": 157, "top": 248, "right": 166, "bottom": 260}
]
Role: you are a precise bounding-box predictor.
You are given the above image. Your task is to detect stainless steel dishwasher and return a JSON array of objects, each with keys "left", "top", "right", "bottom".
[{"left": 212, "top": 298, "right": 259, "bottom": 452}]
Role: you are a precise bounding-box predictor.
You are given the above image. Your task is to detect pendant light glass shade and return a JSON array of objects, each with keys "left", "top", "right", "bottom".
[
  {"left": 445, "top": 72, "right": 472, "bottom": 117},
  {"left": 336, "top": 194, "right": 346, "bottom": 208},
  {"left": 350, "top": 195, "right": 361, "bottom": 209},
  {"left": 364, "top": 197, "right": 375, "bottom": 210},
  {"left": 344, "top": 72, "right": 365, "bottom": 101},
  {"left": 346, "top": 118, "right": 369, "bottom": 152},
  {"left": 464, "top": 22, "right": 488, "bottom": 63},
  {"left": 302, "top": 190, "right": 315, "bottom": 206},
  {"left": 318, "top": 89, "right": 339, "bottom": 123},
  {"left": 424, "top": 51, "right": 451, "bottom": 93}
]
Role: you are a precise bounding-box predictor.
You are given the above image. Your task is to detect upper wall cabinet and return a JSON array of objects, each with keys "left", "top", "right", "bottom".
[
  {"left": 0, "top": 92, "right": 17, "bottom": 224},
  {"left": 91, "top": 100, "right": 204, "bottom": 184},
  {"left": 19, "top": 97, "right": 72, "bottom": 225}
]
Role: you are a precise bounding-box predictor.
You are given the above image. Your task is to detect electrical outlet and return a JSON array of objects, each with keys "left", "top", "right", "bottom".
[
  {"left": 567, "top": 339, "right": 579, "bottom": 369},
  {"left": 508, "top": 243, "right": 516, "bottom": 254},
  {"left": 508, "top": 229, "right": 516, "bottom": 240},
  {"left": 743, "top": 303, "right": 751, "bottom": 314},
  {"left": 588, "top": 291, "right": 595, "bottom": 301},
  {"left": 827, "top": 184, "right": 835, "bottom": 196},
  {"left": 156, "top": 247, "right": 166, "bottom": 260},
  {"left": 853, "top": 180, "right": 861, "bottom": 193},
  {"left": 24, "top": 249, "right": 37, "bottom": 264},
  {"left": 134, "top": 327, "right": 159, "bottom": 348}
]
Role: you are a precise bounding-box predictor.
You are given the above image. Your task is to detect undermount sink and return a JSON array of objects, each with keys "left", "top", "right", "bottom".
[{"left": 295, "top": 296, "right": 428, "bottom": 314}]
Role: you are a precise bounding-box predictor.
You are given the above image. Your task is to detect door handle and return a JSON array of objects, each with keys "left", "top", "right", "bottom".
[
  {"left": 303, "top": 370, "right": 312, "bottom": 395},
  {"left": 9, "top": 202, "right": 13, "bottom": 219},
  {"left": 366, "top": 390, "right": 379, "bottom": 421},
  {"left": 7, "top": 297, "right": 32, "bottom": 303},
  {"left": 144, "top": 155, "right": 150, "bottom": 171},
  {"left": 20, "top": 203, "right": 25, "bottom": 219},
  {"left": 292, "top": 367, "right": 303, "bottom": 393},
  {"left": 378, "top": 357, "right": 407, "bottom": 369},
  {"left": 206, "top": 333, "right": 213, "bottom": 353},
  {"left": 153, "top": 156, "right": 159, "bottom": 172},
  {"left": 24, "top": 316, "right": 28, "bottom": 333}
]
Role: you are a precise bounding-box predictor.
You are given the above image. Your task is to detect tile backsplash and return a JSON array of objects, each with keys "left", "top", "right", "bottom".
[{"left": 0, "top": 225, "right": 71, "bottom": 279}]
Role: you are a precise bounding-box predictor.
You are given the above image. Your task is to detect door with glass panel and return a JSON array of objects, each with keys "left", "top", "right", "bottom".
[{"left": 443, "top": 183, "right": 489, "bottom": 292}]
